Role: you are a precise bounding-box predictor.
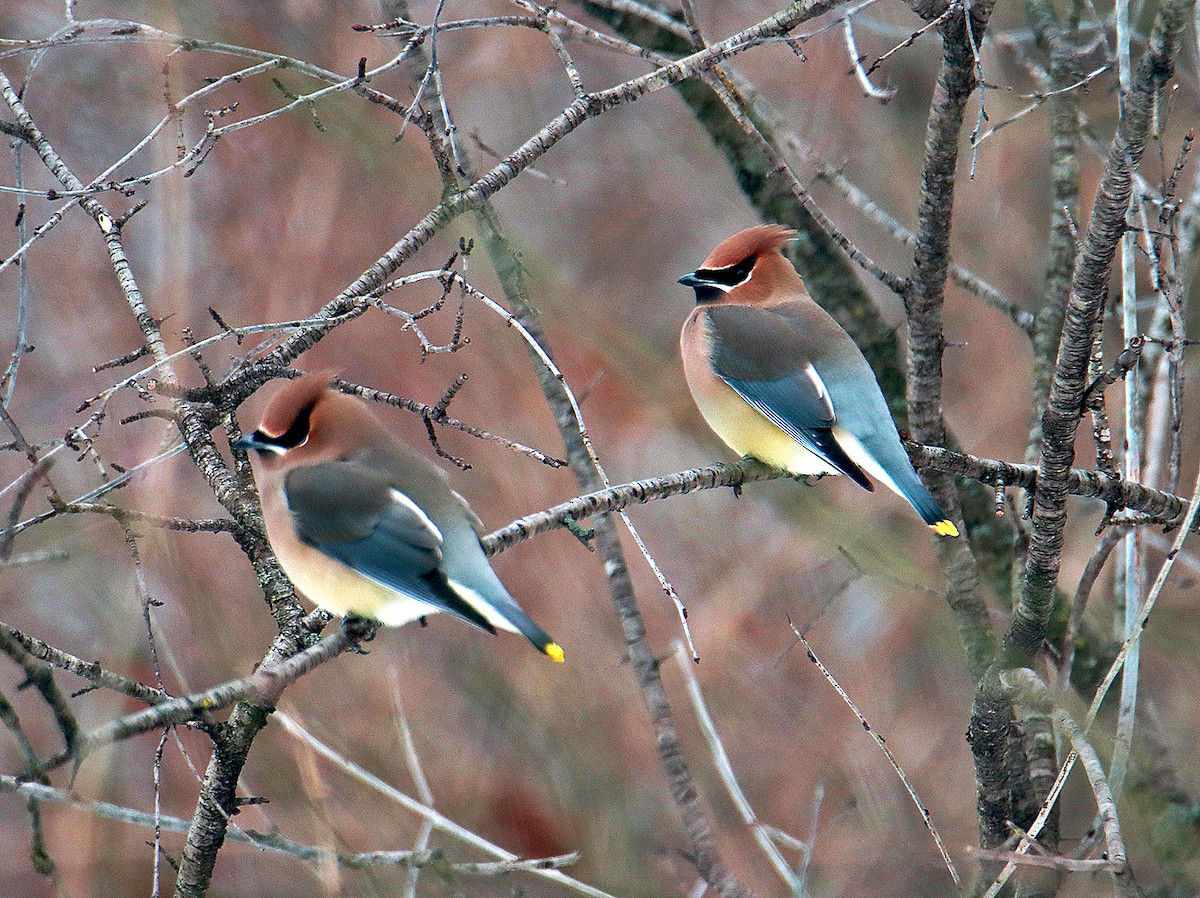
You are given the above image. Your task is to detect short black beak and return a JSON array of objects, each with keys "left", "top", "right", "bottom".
[
  {"left": 678, "top": 272, "right": 706, "bottom": 289},
  {"left": 232, "top": 432, "right": 266, "bottom": 452}
]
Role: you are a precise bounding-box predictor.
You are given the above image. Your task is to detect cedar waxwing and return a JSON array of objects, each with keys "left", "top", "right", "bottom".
[
  {"left": 232, "top": 374, "right": 564, "bottom": 661},
  {"left": 678, "top": 225, "right": 959, "bottom": 537}
]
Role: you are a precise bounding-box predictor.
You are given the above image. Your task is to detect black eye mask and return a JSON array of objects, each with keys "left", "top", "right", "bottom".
[
  {"left": 695, "top": 255, "right": 756, "bottom": 287},
  {"left": 257, "top": 403, "right": 314, "bottom": 450}
]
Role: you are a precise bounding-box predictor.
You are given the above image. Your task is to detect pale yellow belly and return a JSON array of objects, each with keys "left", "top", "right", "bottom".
[
  {"left": 693, "top": 379, "right": 836, "bottom": 476},
  {"left": 273, "top": 533, "right": 431, "bottom": 627}
]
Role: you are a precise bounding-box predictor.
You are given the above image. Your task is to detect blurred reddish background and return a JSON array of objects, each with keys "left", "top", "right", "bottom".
[{"left": 0, "top": 1, "right": 1197, "bottom": 896}]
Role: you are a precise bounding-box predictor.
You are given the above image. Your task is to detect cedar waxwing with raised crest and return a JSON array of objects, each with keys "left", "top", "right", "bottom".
[
  {"left": 678, "top": 225, "right": 959, "bottom": 537},
  {"left": 232, "top": 374, "right": 565, "bottom": 661}
]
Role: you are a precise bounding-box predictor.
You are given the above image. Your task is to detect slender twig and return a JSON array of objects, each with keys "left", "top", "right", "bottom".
[
  {"left": 973, "top": 65, "right": 1110, "bottom": 145},
  {"left": 1060, "top": 526, "right": 1125, "bottom": 684},
  {"left": 0, "top": 775, "right": 581, "bottom": 877},
  {"left": 801, "top": 146, "right": 1032, "bottom": 332},
  {"left": 788, "top": 623, "right": 961, "bottom": 889},
  {"left": 867, "top": 2, "right": 957, "bottom": 74},
  {"left": 335, "top": 374, "right": 566, "bottom": 468},
  {"left": 273, "top": 713, "right": 625, "bottom": 898},
  {"left": 41, "top": 619, "right": 376, "bottom": 772},
  {"left": 843, "top": 17, "right": 896, "bottom": 100},
  {"left": 151, "top": 728, "right": 168, "bottom": 898},
  {"left": 0, "top": 623, "right": 165, "bottom": 703},
  {"left": 1108, "top": 0, "right": 1144, "bottom": 808},
  {"left": 541, "top": 8, "right": 588, "bottom": 98},
  {"left": 1002, "top": 670, "right": 1128, "bottom": 877},
  {"left": 387, "top": 676, "right": 435, "bottom": 898},
  {"left": 441, "top": 271, "right": 702, "bottom": 661},
  {"left": 0, "top": 457, "right": 53, "bottom": 561},
  {"left": 673, "top": 643, "right": 807, "bottom": 894},
  {"left": 0, "top": 684, "right": 64, "bottom": 893},
  {"left": 967, "top": 845, "right": 1120, "bottom": 873},
  {"left": 1, "top": 132, "right": 30, "bottom": 405},
  {"left": 0, "top": 549, "right": 67, "bottom": 568},
  {"left": 701, "top": 71, "right": 908, "bottom": 295}
]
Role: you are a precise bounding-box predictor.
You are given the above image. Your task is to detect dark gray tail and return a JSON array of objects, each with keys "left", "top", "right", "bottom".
[{"left": 894, "top": 470, "right": 959, "bottom": 537}]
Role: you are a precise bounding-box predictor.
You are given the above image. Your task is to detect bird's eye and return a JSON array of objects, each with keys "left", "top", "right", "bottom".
[
  {"left": 255, "top": 404, "right": 313, "bottom": 452},
  {"left": 274, "top": 405, "right": 313, "bottom": 449},
  {"left": 697, "top": 255, "right": 756, "bottom": 287}
]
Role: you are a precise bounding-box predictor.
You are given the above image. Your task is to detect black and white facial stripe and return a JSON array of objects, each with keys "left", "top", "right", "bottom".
[
  {"left": 244, "top": 404, "right": 314, "bottom": 455},
  {"left": 678, "top": 255, "right": 756, "bottom": 303}
]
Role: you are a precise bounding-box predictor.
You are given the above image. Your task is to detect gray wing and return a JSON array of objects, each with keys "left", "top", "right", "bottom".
[
  {"left": 705, "top": 305, "right": 872, "bottom": 490},
  {"left": 283, "top": 462, "right": 496, "bottom": 632}
]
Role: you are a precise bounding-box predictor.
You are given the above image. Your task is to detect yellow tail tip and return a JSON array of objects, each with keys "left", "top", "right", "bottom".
[
  {"left": 545, "top": 642, "right": 565, "bottom": 663},
  {"left": 931, "top": 520, "right": 960, "bottom": 537}
]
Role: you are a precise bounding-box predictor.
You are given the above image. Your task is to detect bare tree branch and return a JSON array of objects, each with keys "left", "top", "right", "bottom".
[
  {"left": 1008, "top": 0, "right": 1193, "bottom": 669},
  {"left": 483, "top": 447, "right": 1198, "bottom": 557}
]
